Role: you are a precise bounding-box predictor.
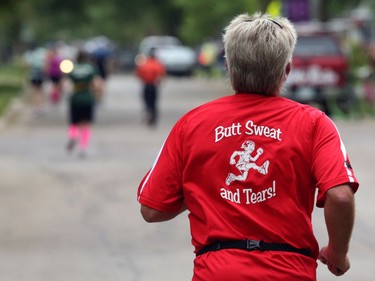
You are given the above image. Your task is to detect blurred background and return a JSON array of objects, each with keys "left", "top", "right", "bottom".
[
  {"left": 0, "top": 1, "right": 375, "bottom": 281},
  {"left": 0, "top": 0, "right": 375, "bottom": 116}
]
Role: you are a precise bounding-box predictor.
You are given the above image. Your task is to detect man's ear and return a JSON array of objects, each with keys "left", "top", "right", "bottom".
[
  {"left": 286, "top": 62, "right": 291, "bottom": 76},
  {"left": 283, "top": 62, "right": 291, "bottom": 82}
]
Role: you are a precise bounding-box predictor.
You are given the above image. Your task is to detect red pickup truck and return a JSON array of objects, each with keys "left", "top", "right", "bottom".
[{"left": 285, "top": 30, "right": 351, "bottom": 116}]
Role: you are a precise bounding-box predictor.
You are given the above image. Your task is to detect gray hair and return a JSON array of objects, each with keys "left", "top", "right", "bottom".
[{"left": 223, "top": 12, "right": 297, "bottom": 96}]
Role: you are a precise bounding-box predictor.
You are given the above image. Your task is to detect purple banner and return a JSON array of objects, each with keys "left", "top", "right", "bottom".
[{"left": 284, "top": 0, "right": 310, "bottom": 22}]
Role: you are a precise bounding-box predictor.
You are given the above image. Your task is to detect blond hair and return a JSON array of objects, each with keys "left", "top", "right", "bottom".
[{"left": 223, "top": 12, "right": 297, "bottom": 96}]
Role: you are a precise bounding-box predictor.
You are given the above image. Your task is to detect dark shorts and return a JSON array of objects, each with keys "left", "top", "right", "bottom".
[
  {"left": 69, "top": 102, "right": 94, "bottom": 124},
  {"left": 30, "top": 72, "right": 44, "bottom": 87},
  {"left": 31, "top": 78, "right": 43, "bottom": 87},
  {"left": 143, "top": 83, "right": 158, "bottom": 110},
  {"left": 50, "top": 75, "right": 62, "bottom": 84}
]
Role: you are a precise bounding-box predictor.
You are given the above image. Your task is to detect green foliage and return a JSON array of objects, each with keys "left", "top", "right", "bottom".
[
  {"left": 0, "top": 64, "right": 25, "bottom": 116},
  {"left": 0, "top": 0, "right": 372, "bottom": 55},
  {"left": 349, "top": 42, "right": 371, "bottom": 69},
  {"left": 320, "top": 0, "right": 362, "bottom": 21},
  {"left": 0, "top": 86, "right": 22, "bottom": 116},
  {"left": 0, "top": 0, "right": 264, "bottom": 50},
  {"left": 173, "top": 0, "right": 261, "bottom": 45}
]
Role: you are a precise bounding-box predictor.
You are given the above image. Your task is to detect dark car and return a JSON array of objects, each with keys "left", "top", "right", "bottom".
[{"left": 285, "top": 30, "right": 352, "bottom": 115}]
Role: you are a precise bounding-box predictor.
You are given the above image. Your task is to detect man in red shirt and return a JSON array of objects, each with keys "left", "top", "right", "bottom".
[
  {"left": 136, "top": 47, "right": 166, "bottom": 126},
  {"left": 137, "top": 12, "right": 359, "bottom": 280}
]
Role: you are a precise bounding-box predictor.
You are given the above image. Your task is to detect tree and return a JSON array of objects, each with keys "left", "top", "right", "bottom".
[
  {"left": 0, "top": 0, "right": 371, "bottom": 62},
  {"left": 0, "top": 1, "right": 28, "bottom": 61},
  {"left": 317, "top": 0, "right": 362, "bottom": 21},
  {"left": 172, "top": 0, "right": 262, "bottom": 45}
]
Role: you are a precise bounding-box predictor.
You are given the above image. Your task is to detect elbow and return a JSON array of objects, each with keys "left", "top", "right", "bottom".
[
  {"left": 140, "top": 205, "right": 162, "bottom": 223},
  {"left": 140, "top": 204, "right": 182, "bottom": 222},
  {"left": 325, "top": 185, "right": 355, "bottom": 208},
  {"left": 141, "top": 212, "right": 158, "bottom": 223}
]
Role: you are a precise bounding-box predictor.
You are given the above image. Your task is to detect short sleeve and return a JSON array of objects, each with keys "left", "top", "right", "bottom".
[
  {"left": 312, "top": 115, "right": 359, "bottom": 207},
  {"left": 137, "top": 119, "right": 185, "bottom": 212}
]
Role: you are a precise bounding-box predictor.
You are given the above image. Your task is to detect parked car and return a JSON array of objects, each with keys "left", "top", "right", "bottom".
[
  {"left": 285, "top": 28, "right": 352, "bottom": 115},
  {"left": 137, "top": 36, "right": 197, "bottom": 76}
]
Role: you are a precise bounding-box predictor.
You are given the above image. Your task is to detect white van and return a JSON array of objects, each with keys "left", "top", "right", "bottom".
[{"left": 138, "top": 36, "right": 197, "bottom": 76}]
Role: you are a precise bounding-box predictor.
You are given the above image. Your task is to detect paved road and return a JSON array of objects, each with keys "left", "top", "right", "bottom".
[{"left": 0, "top": 74, "right": 374, "bottom": 281}]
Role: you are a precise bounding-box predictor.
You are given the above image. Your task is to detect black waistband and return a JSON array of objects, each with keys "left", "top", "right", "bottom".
[{"left": 196, "top": 240, "right": 311, "bottom": 257}]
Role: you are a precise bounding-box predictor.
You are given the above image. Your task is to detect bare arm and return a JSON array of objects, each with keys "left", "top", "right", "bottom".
[
  {"left": 140, "top": 204, "right": 187, "bottom": 223},
  {"left": 91, "top": 76, "right": 104, "bottom": 97},
  {"left": 319, "top": 184, "right": 355, "bottom": 276}
]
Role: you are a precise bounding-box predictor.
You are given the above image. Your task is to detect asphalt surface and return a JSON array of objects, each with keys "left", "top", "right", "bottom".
[{"left": 0, "top": 74, "right": 374, "bottom": 281}]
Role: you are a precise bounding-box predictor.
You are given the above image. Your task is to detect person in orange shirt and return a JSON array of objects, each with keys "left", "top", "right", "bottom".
[{"left": 136, "top": 47, "right": 166, "bottom": 126}]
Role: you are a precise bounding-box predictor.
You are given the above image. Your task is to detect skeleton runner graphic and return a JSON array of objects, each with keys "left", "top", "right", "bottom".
[{"left": 226, "top": 140, "right": 269, "bottom": 186}]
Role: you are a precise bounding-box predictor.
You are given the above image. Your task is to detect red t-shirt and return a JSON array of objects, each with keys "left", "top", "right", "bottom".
[
  {"left": 137, "top": 93, "right": 359, "bottom": 280},
  {"left": 136, "top": 57, "right": 165, "bottom": 84}
]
